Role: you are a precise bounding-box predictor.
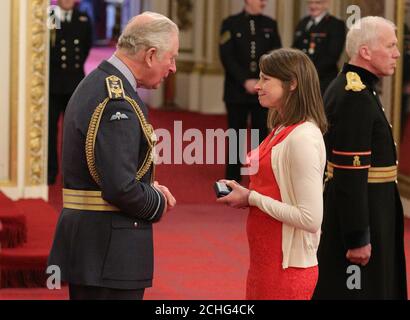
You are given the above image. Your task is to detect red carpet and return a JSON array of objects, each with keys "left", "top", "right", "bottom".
[
  {"left": 0, "top": 199, "right": 57, "bottom": 288},
  {"left": 0, "top": 193, "right": 27, "bottom": 249}
]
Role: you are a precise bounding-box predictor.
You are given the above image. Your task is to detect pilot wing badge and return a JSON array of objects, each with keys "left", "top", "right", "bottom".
[{"left": 110, "top": 112, "right": 129, "bottom": 121}]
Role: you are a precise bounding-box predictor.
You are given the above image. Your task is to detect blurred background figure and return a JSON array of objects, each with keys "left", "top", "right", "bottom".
[
  {"left": 219, "top": 0, "right": 282, "bottom": 182},
  {"left": 48, "top": 0, "right": 93, "bottom": 185},
  {"left": 293, "top": 0, "right": 345, "bottom": 95}
]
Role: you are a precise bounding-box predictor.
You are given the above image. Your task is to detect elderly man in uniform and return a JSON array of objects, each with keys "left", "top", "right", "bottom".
[
  {"left": 48, "top": 12, "right": 178, "bottom": 300},
  {"left": 219, "top": 0, "right": 281, "bottom": 182},
  {"left": 293, "top": 0, "right": 345, "bottom": 94},
  {"left": 48, "top": 0, "right": 93, "bottom": 185},
  {"left": 313, "top": 17, "right": 407, "bottom": 300}
]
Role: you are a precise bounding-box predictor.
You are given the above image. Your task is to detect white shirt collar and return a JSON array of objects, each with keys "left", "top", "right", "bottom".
[
  {"left": 59, "top": 9, "right": 73, "bottom": 23},
  {"left": 312, "top": 11, "right": 328, "bottom": 25},
  {"left": 107, "top": 55, "right": 137, "bottom": 92}
]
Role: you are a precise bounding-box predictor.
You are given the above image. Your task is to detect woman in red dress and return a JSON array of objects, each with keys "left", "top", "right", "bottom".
[{"left": 218, "top": 48, "right": 327, "bottom": 300}]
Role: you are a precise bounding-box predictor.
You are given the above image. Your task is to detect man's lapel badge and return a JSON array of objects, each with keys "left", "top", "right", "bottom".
[
  {"left": 106, "top": 75, "right": 126, "bottom": 100},
  {"left": 345, "top": 72, "right": 366, "bottom": 92}
]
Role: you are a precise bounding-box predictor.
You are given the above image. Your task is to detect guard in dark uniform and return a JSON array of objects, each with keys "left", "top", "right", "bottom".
[
  {"left": 219, "top": 0, "right": 281, "bottom": 181},
  {"left": 48, "top": 0, "right": 93, "bottom": 184},
  {"left": 313, "top": 18, "right": 407, "bottom": 299},
  {"left": 293, "top": 0, "right": 345, "bottom": 94}
]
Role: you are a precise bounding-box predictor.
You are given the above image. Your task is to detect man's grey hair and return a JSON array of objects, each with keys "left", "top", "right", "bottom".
[
  {"left": 117, "top": 12, "right": 179, "bottom": 56},
  {"left": 346, "top": 16, "right": 396, "bottom": 58}
]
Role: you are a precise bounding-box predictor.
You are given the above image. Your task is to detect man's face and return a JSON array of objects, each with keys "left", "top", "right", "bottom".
[
  {"left": 144, "top": 33, "right": 179, "bottom": 90},
  {"left": 58, "top": 0, "right": 76, "bottom": 11},
  {"left": 245, "top": 0, "right": 268, "bottom": 15},
  {"left": 307, "top": 0, "right": 328, "bottom": 18},
  {"left": 369, "top": 24, "right": 400, "bottom": 77}
]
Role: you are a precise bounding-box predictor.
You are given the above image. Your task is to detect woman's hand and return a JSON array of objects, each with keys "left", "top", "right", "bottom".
[{"left": 216, "top": 180, "right": 251, "bottom": 209}]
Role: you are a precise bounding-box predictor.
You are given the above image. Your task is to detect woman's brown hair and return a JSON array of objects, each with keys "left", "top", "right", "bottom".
[{"left": 259, "top": 48, "right": 328, "bottom": 134}]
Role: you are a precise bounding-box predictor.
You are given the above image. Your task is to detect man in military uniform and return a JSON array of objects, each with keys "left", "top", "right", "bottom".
[
  {"left": 48, "top": 12, "right": 179, "bottom": 300},
  {"left": 313, "top": 17, "right": 407, "bottom": 300},
  {"left": 219, "top": 0, "right": 281, "bottom": 182},
  {"left": 48, "top": 0, "right": 93, "bottom": 185},
  {"left": 293, "top": 0, "right": 345, "bottom": 94}
]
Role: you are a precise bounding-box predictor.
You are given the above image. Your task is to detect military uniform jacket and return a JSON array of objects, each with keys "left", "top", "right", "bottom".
[
  {"left": 48, "top": 61, "right": 166, "bottom": 290},
  {"left": 293, "top": 14, "right": 345, "bottom": 91},
  {"left": 313, "top": 64, "right": 407, "bottom": 299},
  {"left": 50, "top": 8, "right": 92, "bottom": 95},
  {"left": 219, "top": 11, "right": 281, "bottom": 104}
]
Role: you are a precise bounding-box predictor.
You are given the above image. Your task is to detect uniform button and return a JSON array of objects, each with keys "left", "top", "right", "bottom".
[
  {"left": 396, "top": 160, "right": 399, "bottom": 165},
  {"left": 61, "top": 55, "right": 67, "bottom": 61},
  {"left": 382, "top": 107, "right": 385, "bottom": 112},
  {"left": 61, "top": 47, "right": 66, "bottom": 53},
  {"left": 61, "top": 63, "right": 67, "bottom": 69},
  {"left": 61, "top": 39, "right": 66, "bottom": 45},
  {"left": 373, "top": 91, "right": 377, "bottom": 96},
  {"left": 394, "top": 142, "right": 398, "bottom": 147},
  {"left": 75, "top": 47, "right": 80, "bottom": 52},
  {"left": 75, "top": 55, "right": 80, "bottom": 60},
  {"left": 134, "top": 222, "right": 138, "bottom": 228},
  {"left": 74, "top": 39, "right": 79, "bottom": 45},
  {"left": 390, "top": 124, "right": 393, "bottom": 129},
  {"left": 75, "top": 63, "right": 80, "bottom": 68},
  {"left": 395, "top": 180, "right": 398, "bottom": 184}
]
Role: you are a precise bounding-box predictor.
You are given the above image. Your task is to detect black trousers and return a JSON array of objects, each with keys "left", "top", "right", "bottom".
[
  {"left": 69, "top": 284, "right": 145, "bottom": 300},
  {"left": 225, "top": 102, "right": 268, "bottom": 182},
  {"left": 48, "top": 93, "right": 72, "bottom": 184}
]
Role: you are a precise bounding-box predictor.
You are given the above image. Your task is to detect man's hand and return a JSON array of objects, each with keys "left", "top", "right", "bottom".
[
  {"left": 346, "top": 244, "right": 372, "bottom": 266},
  {"left": 154, "top": 181, "right": 176, "bottom": 210},
  {"left": 244, "top": 79, "right": 258, "bottom": 95},
  {"left": 216, "top": 180, "right": 250, "bottom": 209}
]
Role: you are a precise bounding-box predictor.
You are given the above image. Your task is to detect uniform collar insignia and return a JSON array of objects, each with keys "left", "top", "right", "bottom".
[
  {"left": 345, "top": 72, "right": 366, "bottom": 92},
  {"left": 106, "top": 75, "right": 125, "bottom": 100},
  {"left": 220, "top": 31, "right": 231, "bottom": 45},
  {"left": 110, "top": 112, "right": 129, "bottom": 121}
]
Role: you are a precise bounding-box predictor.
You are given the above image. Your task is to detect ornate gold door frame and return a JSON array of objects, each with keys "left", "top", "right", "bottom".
[
  {"left": 0, "top": 0, "right": 49, "bottom": 196},
  {"left": 25, "top": 0, "right": 49, "bottom": 186}
]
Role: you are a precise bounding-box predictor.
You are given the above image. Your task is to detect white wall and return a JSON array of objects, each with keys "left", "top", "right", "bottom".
[{"left": 0, "top": 0, "right": 11, "bottom": 181}]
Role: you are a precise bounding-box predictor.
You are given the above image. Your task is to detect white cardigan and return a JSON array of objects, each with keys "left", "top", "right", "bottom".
[{"left": 248, "top": 121, "right": 326, "bottom": 269}]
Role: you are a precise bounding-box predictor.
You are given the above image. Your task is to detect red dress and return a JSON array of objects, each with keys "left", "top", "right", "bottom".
[{"left": 246, "top": 124, "right": 318, "bottom": 300}]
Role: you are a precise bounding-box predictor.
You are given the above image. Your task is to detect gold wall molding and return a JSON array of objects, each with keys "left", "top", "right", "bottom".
[{"left": 25, "top": 0, "right": 48, "bottom": 186}]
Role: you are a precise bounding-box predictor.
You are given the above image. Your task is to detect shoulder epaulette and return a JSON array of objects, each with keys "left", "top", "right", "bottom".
[
  {"left": 345, "top": 72, "right": 366, "bottom": 92},
  {"left": 220, "top": 30, "right": 231, "bottom": 45},
  {"left": 106, "top": 75, "right": 125, "bottom": 100}
]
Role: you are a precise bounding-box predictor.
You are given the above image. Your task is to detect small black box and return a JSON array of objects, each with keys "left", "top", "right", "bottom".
[{"left": 214, "top": 182, "right": 232, "bottom": 198}]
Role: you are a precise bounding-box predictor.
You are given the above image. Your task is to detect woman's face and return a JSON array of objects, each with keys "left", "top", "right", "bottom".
[{"left": 255, "top": 72, "right": 285, "bottom": 110}]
